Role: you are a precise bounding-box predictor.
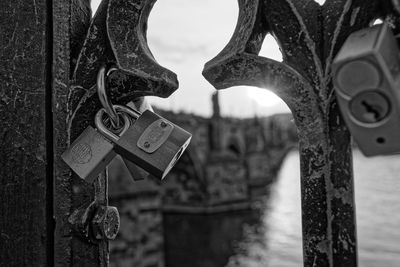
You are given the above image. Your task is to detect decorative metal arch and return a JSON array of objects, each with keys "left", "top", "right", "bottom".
[{"left": 203, "top": 0, "right": 400, "bottom": 266}]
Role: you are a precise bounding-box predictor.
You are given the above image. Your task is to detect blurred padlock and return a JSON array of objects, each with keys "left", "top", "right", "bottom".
[
  {"left": 61, "top": 113, "right": 130, "bottom": 182},
  {"left": 332, "top": 23, "right": 400, "bottom": 156},
  {"left": 127, "top": 98, "right": 154, "bottom": 112},
  {"left": 114, "top": 108, "right": 192, "bottom": 180},
  {"left": 96, "top": 106, "right": 150, "bottom": 181}
]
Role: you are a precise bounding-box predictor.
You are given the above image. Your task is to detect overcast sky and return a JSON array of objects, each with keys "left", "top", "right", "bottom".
[{"left": 91, "top": 0, "right": 299, "bottom": 118}]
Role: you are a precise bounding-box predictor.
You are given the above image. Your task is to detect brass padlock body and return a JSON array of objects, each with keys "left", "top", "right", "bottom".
[
  {"left": 61, "top": 126, "right": 117, "bottom": 182},
  {"left": 333, "top": 23, "right": 400, "bottom": 156},
  {"left": 115, "top": 110, "right": 192, "bottom": 179}
]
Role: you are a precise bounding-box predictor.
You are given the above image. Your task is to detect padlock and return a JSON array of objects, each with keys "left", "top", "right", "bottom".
[
  {"left": 61, "top": 112, "right": 131, "bottom": 182},
  {"left": 332, "top": 23, "right": 400, "bottom": 156},
  {"left": 96, "top": 106, "right": 150, "bottom": 182},
  {"left": 113, "top": 107, "right": 192, "bottom": 180}
]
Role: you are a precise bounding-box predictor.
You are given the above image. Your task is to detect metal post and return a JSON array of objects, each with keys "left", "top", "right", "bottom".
[{"left": 0, "top": 0, "right": 53, "bottom": 265}]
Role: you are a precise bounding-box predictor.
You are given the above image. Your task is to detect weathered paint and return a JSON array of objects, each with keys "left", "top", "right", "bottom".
[{"left": 0, "top": 0, "right": 50, "bottom": 265}]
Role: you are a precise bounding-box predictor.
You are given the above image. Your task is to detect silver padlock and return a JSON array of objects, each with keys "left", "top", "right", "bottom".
[
  {"left": 333, "top": 23, "right": 400, "bottom": 156},
  {"left": 95, "top": 106, "right": 150, "bottom": 182},
  {"left": 61, "top": 112, "right": 131, "bottom": 182},
  {"left": 113, "top": 107, "right": 192, "bottom": 180}
]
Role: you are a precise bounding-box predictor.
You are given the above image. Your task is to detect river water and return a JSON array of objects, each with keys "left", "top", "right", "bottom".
[{"left": 165, "top": 150, "right": 400, "bottom": 267}]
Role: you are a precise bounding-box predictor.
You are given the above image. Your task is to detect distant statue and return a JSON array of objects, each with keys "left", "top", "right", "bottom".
[
  {"left": 225, "top": 127, "right": 245, "bottom": 157},
  {"left": 212, "top": 91, "right": 220, "bottom": 118}
]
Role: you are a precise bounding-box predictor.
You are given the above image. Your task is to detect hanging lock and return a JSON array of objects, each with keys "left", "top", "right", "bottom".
[
  {"left": 61, "top": 112, "right": 131, "bottom": 182},
  {"left": 96, "top": 105, "right": 150, "bottom": 182},
  {"left": 116, "top": 109, "right": 192, "bottom": 180},
  {"left": 332, "top": 23, "right": 400, "bottom": 156},
  {"left": 98, "top": 105, "right": 192, "bottom": 180}
]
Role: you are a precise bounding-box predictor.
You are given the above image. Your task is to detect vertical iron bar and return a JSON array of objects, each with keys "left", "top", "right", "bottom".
[{"left": 0, "top": 0, "right": 51, "bottom": 265}]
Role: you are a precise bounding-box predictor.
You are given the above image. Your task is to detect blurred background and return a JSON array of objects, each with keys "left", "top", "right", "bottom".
[{"left": 92, "top": 1, "right": 400, "bottom": 266}]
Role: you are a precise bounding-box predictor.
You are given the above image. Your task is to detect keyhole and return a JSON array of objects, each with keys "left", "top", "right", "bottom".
[
  {"left": 376, "top": 137, "right": 386, "bottom": 144},
  {"left": 349, "top": 91, "right": 390, "bottom": 124},
  {"left": 361, "top": 100, "right": 382, "bottom": 122}
]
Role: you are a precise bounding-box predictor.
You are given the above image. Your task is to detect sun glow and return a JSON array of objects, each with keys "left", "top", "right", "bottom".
[
  {"left": 314, "top": 0, "right": 326, "bottom": 5},
  {"left": 91, "top": 0, "right": 101, "bottom": 15},
  {"left": 247, "top": 87, "right": 284, "bottom": 108}
]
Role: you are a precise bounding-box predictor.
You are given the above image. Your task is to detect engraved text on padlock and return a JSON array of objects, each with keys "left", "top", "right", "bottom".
[
  {"left": 137, "top": 119, "right": 174, "bottom": 153},
  {"left": 62, "top": 126, "right": 117, "bottom": 182}
]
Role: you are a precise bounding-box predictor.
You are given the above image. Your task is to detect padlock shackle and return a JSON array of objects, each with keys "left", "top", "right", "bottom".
[
  {"left": 97, "top": 65, "right": 120, "bottom": 128},
  {"left": 114, "top": 105, "right": 141, "bottom": 120},
  {"left": 95, "top": 108, "right": 131, "bottom": 142}
]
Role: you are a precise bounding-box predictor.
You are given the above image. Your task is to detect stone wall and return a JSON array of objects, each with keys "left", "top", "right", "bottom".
[{"left": 108, "top": 158, "right": 164, "bottom": 267}]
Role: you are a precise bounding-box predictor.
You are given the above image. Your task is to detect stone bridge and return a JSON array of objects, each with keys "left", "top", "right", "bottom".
[{"left": 107, "top": 99, "right": 297, "bottom": 266}]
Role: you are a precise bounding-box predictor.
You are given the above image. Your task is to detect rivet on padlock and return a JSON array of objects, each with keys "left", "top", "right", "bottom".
[
  {"left": 332, "top": 23, "right": 400, "bottom": 156},
  {"left": 96, "top": 105, "right": 150, "bottom": 182},
  {"left": 113, "top": 108, "right": 192, "bottom": 180},
  {"left": 61, "top": 112, "right": 131, "bottom": 182}
]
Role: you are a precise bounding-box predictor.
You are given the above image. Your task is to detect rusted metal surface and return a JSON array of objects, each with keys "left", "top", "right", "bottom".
[
  {"left": 0, "top": 0, "right": 51, "bottom": 265},
  {"left": 53, "top": 1, "right": 92, "bottom": 266},
  {"left": 71, "top": 0, "right": 92, "bottom": 71},
  {"left": 203, "top": 0, "right": 400, "bottom": 266},
  {"left": 69, "top": 0, "right": 178, "bottom": 138}
]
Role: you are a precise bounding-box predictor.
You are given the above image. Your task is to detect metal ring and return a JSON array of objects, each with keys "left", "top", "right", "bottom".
[
  {"left": 95, "top": 108, "right": 131, "bottom": 142},
  {"left": 107, "top": 66, "right": 118, "bottom": 77},
  {"left": 97, "top": 65, "right": 120, "bottom": 128},
  {"left": 114, "top": 105, "right": 141, "bottom": 121}
]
